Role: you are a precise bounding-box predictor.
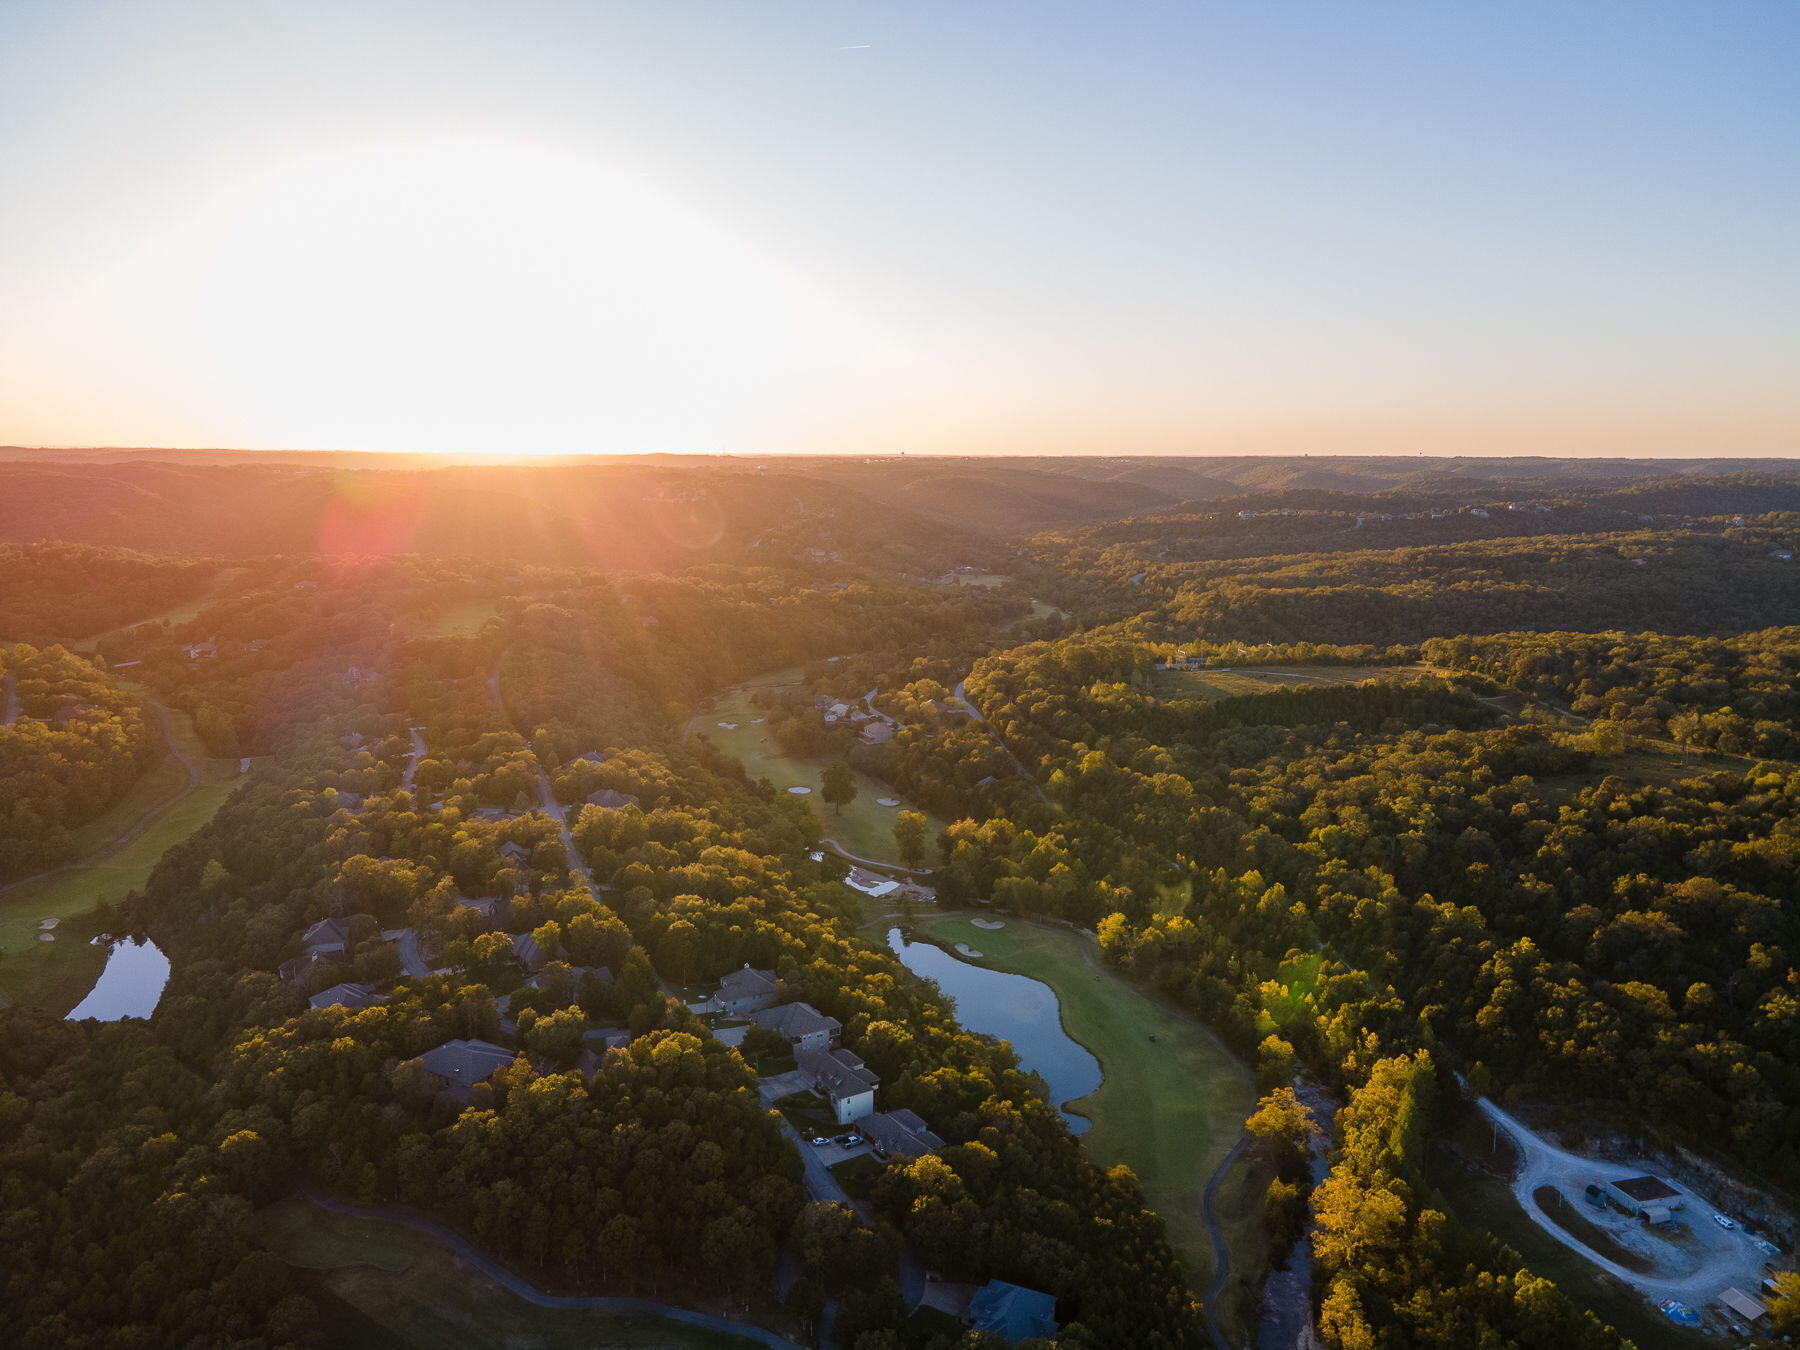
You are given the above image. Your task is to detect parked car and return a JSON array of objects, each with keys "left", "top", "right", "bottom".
[
  {"left": 809, "top": 1136, "right": 830, "bottom": 1147},
  {"left": 1712, "top": 1213, "right": 1736, "bottom": 1230},
  {"left": 836, "top": 1134, "right": 862, "bottom": 1147}
]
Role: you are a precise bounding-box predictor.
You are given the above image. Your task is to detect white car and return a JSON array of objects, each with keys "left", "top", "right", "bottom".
[
  {"left": 1712, "top": 1213, "right": 1736, "bottom": 1230},
  {"left": 808, "top": 1136, "right": 831, "bottom": 1147}
]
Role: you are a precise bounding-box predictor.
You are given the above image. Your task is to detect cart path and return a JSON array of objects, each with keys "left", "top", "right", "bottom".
[{"left": 297, "top": 1189, "right": 802, "bottom": 1348}]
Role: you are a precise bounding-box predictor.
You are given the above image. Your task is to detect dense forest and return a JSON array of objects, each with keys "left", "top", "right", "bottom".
[{"left": 1, "top": 458, "right": 1797, "bottom": 1350}]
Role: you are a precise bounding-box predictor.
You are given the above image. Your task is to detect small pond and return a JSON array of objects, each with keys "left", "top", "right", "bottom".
[
  {"left": 65, "top": 937, "right": 170, "bottom": 1021},
  {"left": 887, "top": 927, "right": 1101, "bottom": 1133}
]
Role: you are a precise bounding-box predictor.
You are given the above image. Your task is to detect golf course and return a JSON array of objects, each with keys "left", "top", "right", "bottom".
[
  {"left": 686, "top": 668, "right": 944, "bottom": 868},
  {"left": 899, "top": 912, "right": 1254, "bottom": 1291}
]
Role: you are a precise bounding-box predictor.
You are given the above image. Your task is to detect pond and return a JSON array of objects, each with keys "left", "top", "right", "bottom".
[
  {"left": 65, "top": 937, "right": 170, "bottom": 1021},
  {"left": 887, "top": 927, "right": 1102, "bottom": 1133}
]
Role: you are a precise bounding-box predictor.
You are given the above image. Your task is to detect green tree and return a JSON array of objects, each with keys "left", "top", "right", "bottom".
[
  {"left": 892, "top": 811, "right": 928, "bottom": 869},
  {"left": 821, "top": 762, "right": 857, "bottom": 817}
]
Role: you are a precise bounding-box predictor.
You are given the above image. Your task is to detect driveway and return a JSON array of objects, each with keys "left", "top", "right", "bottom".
[{"left": 1477, "top": 1097, "right": 1774, "bottom": 1306}]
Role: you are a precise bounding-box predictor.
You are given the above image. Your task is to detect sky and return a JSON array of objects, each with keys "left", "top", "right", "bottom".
[{"left": 1, "top": 1, "right": 1796, "bottom": 458}]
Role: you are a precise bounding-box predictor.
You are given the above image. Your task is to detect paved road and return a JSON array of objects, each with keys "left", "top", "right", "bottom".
[
  {"left": 401, "top": 727, "right": 427, "bottom": 791},
  {"left": 1476, "top": 1097, "right": 1767, "bottom": 1304},
  {"left": 818, "top": 838, "right": 933, "bottom": 877},
  {"left": 298, "top": 1190, "right": 802, "bottom": 1348},
  {"left": 951, "top": 678, "right": 1049, "bottom": 806},
  {"left": 487, "top": 665, "right": 598, "bottom": 897},
  {"left": 386, "top": 927, "right": 437, "bottom": 979},
  {"left": 0, "top": 701, "right": 202, "bottom": 903}
]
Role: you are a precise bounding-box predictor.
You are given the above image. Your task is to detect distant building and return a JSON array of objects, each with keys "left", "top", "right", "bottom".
[
  {"left": 795, "top": 1045, "right": 879, "bottom": 1123},
  {"left": 1468, "top": 507, "right": 1490, "bottom": 519},
  {"left": 1605, "top": 1175, "right": 1683, "bottom": 1223},
  {"left": 309, "top": 982, "right": 382, "bottom": 1011},
  {"left": 498, "top": 841, "right": 532, "bottom": 866},
  {"left": 564, "top": 750, "right": 608, "bottom": 768},
  {"left": 511, "top": 931, "right": 550, "bottom": 974},
  {"left": 416, "top": 1039, "right": 517, "bottom": 1102},
  {"left": 752, "top": 1000, "right": 841, "bottom": 1051},
  {"left": 300, "top": 918, "right": 352, "bottom": 955},
  {"left": 713, "top": 966, "right": 780, "bottom": 1014},
  {"left": 181, "top": 637, "right": 218, "bottom": 661},
  {"left": 1237, "top": 509, "right": 1259, "bottom": 520},
  {"left": 860, "top": 1108, "right": 945, "bottom": 1160},
  {"left": 1718, "top": 1288, "right": 1766, "bottom": 1323},
  {"left": 860, "top": 721, "right": 894, "bottom": 745},
  {"left": 455, "top": 895, "right": 505, "bottom": 927}
]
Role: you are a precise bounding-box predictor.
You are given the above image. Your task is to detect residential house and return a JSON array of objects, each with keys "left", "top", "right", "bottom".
[
  {"left": 277, "top": 948, "right": 346, "bottom": 983},
  {"left": 498, "top": 841, "right": 532, "bottom": 866},
  {"left": 968, "top": 1281, "right": 1059, "bottom": 1343},
  {"left": 467, "top": 806, "right": 512, "bottom": 823},
  {"left": 860, "top": 721, "right": 894, "bottom": 745},
  {"left": 309, "top": 983, "right": 383, "bottom": 1011},
  {"left": 454, "top": 895, "right": 505, "bottom": 927},
  {"left": 416, "top": 1039, "right": 518, "bottom": 1103},
  {"left": 181, "top": 637, "right": 218, "bottom": 661},
  {"left": 300, "top": 918, "right": 351, "bottom": 955},
  {"left": 860, "top": 1108, "right": 945, "bottom": 1160},
  {"left": 564, "top": 750, "right": 608, "bottom": 768},
  {"left": 585, "top": 788, "right": 640, "bottom": 810},
  {"left": 795, "top": 1045, "right": 879, "bottom": 1124},
  {"left": 511, "top": 931, "right": 551, "bottom": 974},
  {"left": 713, "top": 965, "right": 780, "bottom": 1014},
  {"left": 752, "top": 1000, "right": 841, "bottom": 1051}
]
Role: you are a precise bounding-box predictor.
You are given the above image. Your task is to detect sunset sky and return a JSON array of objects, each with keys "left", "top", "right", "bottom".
[{"left": 1, "top": 1, "right": 1796, "bottom": 457}]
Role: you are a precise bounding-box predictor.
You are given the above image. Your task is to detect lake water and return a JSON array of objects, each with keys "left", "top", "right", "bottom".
[
  {"left": 65, "top": 937, "right": 170, "bottom": 1020},
  {"left": 886, "top": 927, "right": 1102, "bottom": 1133}
]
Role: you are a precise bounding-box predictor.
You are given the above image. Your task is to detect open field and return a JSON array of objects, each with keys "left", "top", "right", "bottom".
[
  {"left": 0, "top": 706, "right": 239, "bottom": 1009},
  {"left": 71, "top": 567, "right": 249, "bottom": 652},
  {"left": 1153, "top": 662, "right": 1431, "bottom": 700},
  {"left": 907, "top": 912, "right": 1254, "bottom": 1290},
  {"left": 256, "top": 1197, "right": 778, "bottom": 1350},
  {"left": 687, "top": 669, "right": 944, "bottom": 867}
]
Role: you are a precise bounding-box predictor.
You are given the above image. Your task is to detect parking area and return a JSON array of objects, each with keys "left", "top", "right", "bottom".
[{"left": 802, "top": 1135, "right": 872, "bottom": 1166}]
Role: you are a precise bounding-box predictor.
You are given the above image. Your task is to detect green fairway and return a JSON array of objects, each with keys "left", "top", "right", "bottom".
[
  {"left": 910, "top": 913, "right": 1254, "bottom": 1290},
  {"left": 687, "top": 670, "right": 943, "bottom": 868},
  {"left": 1154, "top": 662, "right": 1430, "bottom": 701},
  {"left": 70, "top": 566, "right": 249, "bottom": 652},
  {"left": 256, "top": 1197, "right": 781, "bottom": 1350},
  {"left": 0, "top": 706, "right": 239, "bottom": 1007}
]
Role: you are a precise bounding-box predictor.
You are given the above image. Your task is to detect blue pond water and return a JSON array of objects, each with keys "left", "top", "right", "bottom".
[
  {"left": 65, "top": 937, "right": 170, "bottom": 1021},
  {"left": 886, "top": 927, "right": 1102, "bottom": 1133}
]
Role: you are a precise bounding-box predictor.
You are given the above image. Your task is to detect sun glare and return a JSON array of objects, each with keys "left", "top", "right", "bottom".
[{"left": 67, "top": 140, "right": 905, "bottom": 453}]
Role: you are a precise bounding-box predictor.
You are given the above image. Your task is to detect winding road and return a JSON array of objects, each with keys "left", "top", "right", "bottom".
[
  {"left": 487, "top": 666, "right": 599, "bottom": 897},
  {"left": 951, "top": 678, "right": 1050, "bottom": 805},
  {"left": 298, "top": 1189, "right": 802, "bottom": 1348}
]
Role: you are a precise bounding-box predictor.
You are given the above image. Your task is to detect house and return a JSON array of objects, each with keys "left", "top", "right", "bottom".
[
  {"left": 181, "top": 637, "right": 218, "bottom": 661},
  {"left": 416, "top": 1039, "right": 517, "bottom": 1101},
  {"left": 564, "top": 750, "right": 608, "bottom": 768},
  {"left": 752, "top": 1000, "right": 841, "bottom": 1051},
  {"left": 861, "top": 1108, "right": 945, "bottom": 1159},
  {"left": 467, "top": 806, "right": 512, "bottom": 823},
  {"left": 309, "top": 982, "right": 383, "bottom": 1011},
  {"left": 300, "top": 918, "right": 352, "bottom": 955},
  {"left": 277, "top": 948, "right": 346, "bottom": 983},
  {"left": 511, "top": 931, "right": 550, "bottom": 974},
  {"left": 583, "top": 1026, "right": 632, "bottom": 1052},
  {"left": 586, "top": 788, "right": 640, "bottom": 810},
  {"left": 1604, "top": 1175, "right": 1683, "bottom": 1223},
  {"left": 454, "top": 895, "right": 505, "bottom": 927},
  {"left": 795, "top": 1045, "right": 879, "bottom": 1123},
  {"left": 1718, "top": 1288, "right": 1766, "bottom": 1323},
  {"left": 498, "top": 841, "right": 532, "bottom": 866},
  {"left": 329, "top": 791, "right": 366, "bottom": 813},
  {"left": 713, "top": 965, "right": 780, "bottom": 1014},
  {"left": 860, "top": 721, "right": 894, "bottom": 745},
  {"left": 52, "top": 702, "right": 102, "bottom": 723},
  {"left": 968, "top": 1281, "right": 1059, "bottom": 1343}
]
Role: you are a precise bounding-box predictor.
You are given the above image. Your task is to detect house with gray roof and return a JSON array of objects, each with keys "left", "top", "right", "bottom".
[
  {"left": 511, "top": 931, "right": 551, "bottom": 974},
  {"left": 454, "top": 895, "right": 505, "bottom": 927},
  {"left": 564, "top": 751, "right": 608, "bottom": 768},
  {"left": 300, "top": 917, "right": 351, "bottom": 954},
  {"left": 713, "top": 965, "right": 780, "bottom": 1013},
  {"left": 416, "top": 1039, "right": 517, "bottom": 1102},
  {"left": 795, "top": 1045, "right": 879, "bottom": 1123},
  {"left": 585, "top": 788, "right": 640, "bottom": 811},
  {"left": 752, "top": 1000, "right": 841, "bottom": 1051},
  {"left": 498, "top": 841, "right": 532, "bottom": 866},
  {"left": 309, "top": 982, "right": 383, "bottom": 1011},
  {"left": 860, "top": 1108, "right": 945, "bottom": 1160},
  {"left": 968, "top": 1281, "right": 1059, "bottom": 1343}
]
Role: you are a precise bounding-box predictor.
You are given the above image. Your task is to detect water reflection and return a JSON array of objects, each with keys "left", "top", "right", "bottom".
[{"left": 887, "top": 927, "right": 1101, "bottom": 1133}]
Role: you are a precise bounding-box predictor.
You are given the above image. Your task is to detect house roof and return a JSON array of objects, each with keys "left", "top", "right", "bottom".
[
  {"left": 585, "top": 788, "right": 640, "bottom": 810},
  {"left": 418, "top": 1039, "right": 516, "bottom": 1085},
  {"left": 796, "top": 1045, "right": 879, "bottom": 1101},
  {"left": 309, "top": 982, "right": 383, "bottom": 1011},
  {"left": 754, "top": 1001, "right": 842, "bottom": 1043},
  {"left": 1613, "top": 1176, "right": 1680, "bottom": 1203},
  {"left": 301, "top": 917, "right": 350, "bottom": 952},
  {"left": 498, "top": 841, "right": 531, "bottom": 863},
  {"left": 861, "top": 1109, "right": 945, "bottom": 1159},
  {"left": 968, "top": 1280, "right": 1058, "bottom": 1343},
  {"left": 717, "top": 966, "right": 778, "bottom": 1000},
  {"left": 1719, "top": 1287, "right": 1766, "bottom": 1320},
  {"left": 512, "top": 932, "right": 549, "bottom": 971},
  {"left": 564, "top": 750, "right": 608, "bottom": 768}
]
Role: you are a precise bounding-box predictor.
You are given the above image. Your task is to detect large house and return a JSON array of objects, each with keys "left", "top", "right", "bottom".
[
  {"left": 498, "top": 841, "right": 532, "bottom": 866},
  {"left": 511, "top": 931, "right": 550, "bottom": 974},
  {"left": 585, "top": 788, "right": 640, "bottom": 810},
  {"left": 917, "top": 1279, "right": 1059, "bottom": 1344},
  {"left": 299, "top": 917, "right": 351, "bottom": 955},
  {"left": 860, "top": 1108, "right": 944, "bottom": 1160},
  {"left": 795, "top": 1045, "right": 879, "bottom": 1123},
  {"left": 713, "top": 965, "right": 780, "bottom": 1014},
  {"left": 309, "top": 982, "right": 383, "bottom": 1011},
  {"left": 416, "top": 1039, "right": 517, "bottom": 1102},
  {"left": 752, "top": 1000, "right": 841, "bottom": 1051}
]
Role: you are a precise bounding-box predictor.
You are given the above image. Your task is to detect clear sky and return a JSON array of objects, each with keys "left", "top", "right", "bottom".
[{"left": 1, "top": 1, "right": 1795, "bottom": 457}]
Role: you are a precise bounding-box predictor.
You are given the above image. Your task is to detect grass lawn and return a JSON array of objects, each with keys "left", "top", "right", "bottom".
[
  {"left": 429, "top": 598, "right": 502, "bottom": 637},
  {"left": 909, "top": 913, "right": 1254, "bottom": 1291},
  {"left": 1153, "top": 663, "right": 1430, "bottom": 701},
  {"left": 686, "top": 669, "right": 944, "bottom": 868},
  {"left": 255, "top": 1197, "right": 783, "bottom": 1350},
  {"left": 830, "top": 1153, "right": 886, "bottom": 1202},
  {"left": 0, "top": 707, "right": 239, "bottom": 1008},
  {"left": 70, "top": 566, "right": 249, "bottom": 652},
  {"left": 1536, "top": 745, "right": 1756, "bottom": 798}
]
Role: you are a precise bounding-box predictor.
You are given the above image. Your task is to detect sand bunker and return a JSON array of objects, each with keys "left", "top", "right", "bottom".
[
  {"left": 954, "top": 943, "right": 984, "bottom": 958},
  {"left": 876, "top": 797, "right": 901, "bottom": 807},
  {"left": 788, "top": 786, "right": 812, "bottom": 794},
  {"left": 972, "top": 918, "right": 1006, "bottom": 930}
]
